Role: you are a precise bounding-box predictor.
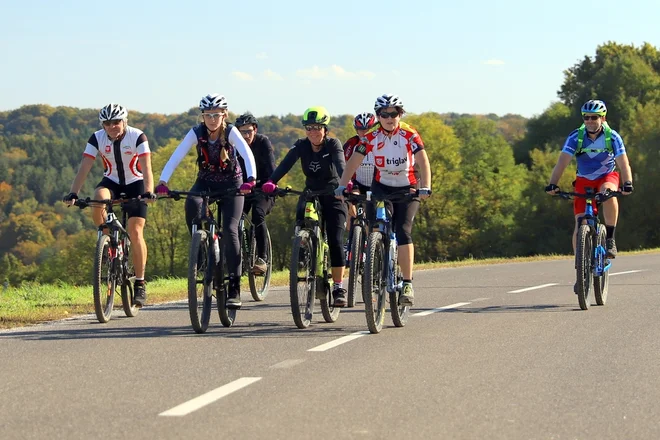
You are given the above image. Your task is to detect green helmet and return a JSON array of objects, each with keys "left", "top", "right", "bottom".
[{"left": 302, "top": 106, "right": 330, "bottom": 126}]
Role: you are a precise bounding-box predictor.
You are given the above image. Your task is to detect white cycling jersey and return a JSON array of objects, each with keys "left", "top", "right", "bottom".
[{"left": 83, "top": 126, "right": 150, "bottom": 185}]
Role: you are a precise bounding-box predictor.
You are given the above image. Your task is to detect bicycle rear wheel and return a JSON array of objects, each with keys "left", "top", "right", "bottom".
[
  {"left": 576, "top": 224, "right": 593, "bottom": 310},
  {"left": 594, "top": 224, "right": 609, "bottom": 306},
  {"left": 188, "top": 230, "right": 212, "bottom": 333},
  {"left": 347, "top": 224, "right": 364, "bottom": 308},
  {"left": 363, "top": 232, "right": 387, "bottom": 334},
  {"left": 290, "top": 230, "right": 315, "bottom": 329},
  {"left": 217, "top": 236, "right": 237, "bottom": 327},
  {"left": 249, "top": 226, "right": 272, "bottom": 301},
  {"left": 390, "top": 265, "right": 409, "bottom": 327},
  {"left": 93, "top": 234, "right": 117, "bottom": 323},
  {"left": 120, "top": 237, "right": 139, "bottom": 317}
]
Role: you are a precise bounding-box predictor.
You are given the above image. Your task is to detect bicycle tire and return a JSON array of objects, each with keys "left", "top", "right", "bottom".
[
  {"left": 217, "top": 236, "right": 237, "bottom": 327},
  {"left": 290, "top": 230, "right": 315, "bottom": 329},
  {"left": 363, "top": 232, "right": 387, "bottom": 334},
  {"left": 93, "top": 234, "right": 116, "bottom": 323},
  {"left": 347, "top": 224, "right": 364, "bottom": 308},
  {"left": 576, "top": 224, "right": 593, "bottom": 310},
  {"left": 188, "top": 230, "right": 212, "bottom": 333},
  {"left": 120, "top": 237, "right": 139, "bottom": 317},
  {"left": 594, "top": 224, "right": 609, "bottom": 306},
  {"left": 390, "top": 264, "right": 409, "bottom": 327},
  {"left": 249, "top": 226, "right": 272, "bottom": 301}
]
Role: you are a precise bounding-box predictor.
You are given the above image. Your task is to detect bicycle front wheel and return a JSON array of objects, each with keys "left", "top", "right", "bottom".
[
  {"left": 217, "top": 237, "right": 237, "bottom": 327},
  {"left": 363, "top": 232, "right": 387, "bottom": 334},
  {"left": 188, "top": 230, "right": 212, "bottom": 333},
  {"left": 249, "top": 226, "right": 272, "bottom": 301},
  {"left": 390, "top": 264, "right": 409, "bottom": 327},
  {"left": 120, "top": 237, "right": 139, "bottom": 318},
  {"left": 594, "top": 224, "right": 609, "bottom": 306},
  {"left": 576, "top": 224, "right": 593, "bottom": 310},
  {"left": 93, "top": 234, "right": 117, "bottom": 323},
  {"left": 290, "top": 230, "right": 315, "bottom": 329},
  {"left": 347, "top": 224, "right": 364, "bottom": 308}
]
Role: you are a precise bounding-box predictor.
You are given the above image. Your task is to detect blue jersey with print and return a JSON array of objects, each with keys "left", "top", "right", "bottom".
[{"left": 561, "top": 127, "right": 626, "bottom": 180}]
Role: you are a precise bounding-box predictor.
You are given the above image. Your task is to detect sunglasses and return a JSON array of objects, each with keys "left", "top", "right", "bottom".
[
  {"left": 203, "top": 112, "right": 226, "bottom": 120},
  {"left": 582, "top": 115, "right": 601, "bottom": 121},
  {"left": 379, "top": 111, "right": 400, "bottom": 119},
  {"left": 102, "top": 120, "right": 123, "bottom": 127},
  {"left": 239, "top": 129, "right": 255, "bottom": 135},
  {"left": 305, "top": 125, "right": 324, "bottom": 132}
]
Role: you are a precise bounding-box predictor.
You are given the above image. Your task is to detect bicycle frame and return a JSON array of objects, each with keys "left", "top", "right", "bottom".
[
  {"left": 373, "top": 199, "right": 402, "bottom": 294},
  {"left": 577, "top": 189, "right": 611, "bottom": 277}
]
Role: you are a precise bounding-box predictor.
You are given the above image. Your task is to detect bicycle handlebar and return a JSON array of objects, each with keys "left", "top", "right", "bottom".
[
  {"left": 73, "top": 197, "right": 144, "bottom": 209},
  {"left": 555, "top": 189, "right": 622, "bottom": 203},
  {"left": 164, "top": 188, "right": 242, "bottom": 201}
]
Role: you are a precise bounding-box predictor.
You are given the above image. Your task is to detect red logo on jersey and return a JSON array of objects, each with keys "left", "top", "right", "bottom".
[
  {"left": 376, "top": 141, "right": 385, "bottom": 150},
  {"left": 105, "top": 145, "right": 111, "bottom": 153},
  {"left": 375, "top": 156, "right": 385, "bottom": 167}
]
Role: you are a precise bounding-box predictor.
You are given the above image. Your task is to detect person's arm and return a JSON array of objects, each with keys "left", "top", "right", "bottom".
[
  {"left": 615, "top": 154, "right": 632, "bottom": 185},
  {"left": 262, "top": 136, "right": 276, "bottom": 182},
  {"left": 414, "top": 150, "right": 431, "bottom": 189},
  {"left": 158, "top": 129, "right": 197, "bottom": 184},
  {"left": 268, "top": 143, "right": 301, "bottom": 184},
  {"left": 339, "top": 151, "right": 365, "bottom": 187},
  {"left": 135, "top": 132, "right": 153, "bottom": 193},
  {"left": 69, "top": 156, "right": 96, "bottom": 194},
  {"left": 328, "top": 138, "right": 346, "bottom": 181},
  {"left": 228, "top": 126, "right": 256, "bottom": 181},
  {"left": 548, "top": 152, "right": 573, "bottom": 186}
]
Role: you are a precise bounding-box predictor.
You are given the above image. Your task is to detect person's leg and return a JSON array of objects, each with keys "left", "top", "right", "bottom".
[{"left": 221, "top": 193, "right": 245, "bottom": 307}]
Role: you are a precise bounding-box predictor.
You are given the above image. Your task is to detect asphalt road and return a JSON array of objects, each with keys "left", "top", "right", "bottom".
[{"left": 2, "top": 254, "right": 660, "bottom": 440}]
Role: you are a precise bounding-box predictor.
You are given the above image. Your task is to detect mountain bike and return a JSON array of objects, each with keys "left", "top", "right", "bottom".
[
  {"left": 168, "top": 188, "right": 243, "bottom": 332},
  {"left": 344, "top": 192, "right": 371, "bottom": 308},
  {"left": 556, "top": 188, "right": 621, "bottom": 310},
  {"left": 74, "top": 196, "right": 143, "bottom": 323},
  {"left": 286, "top": 187, "right": 341, "bottom": 329},
  {"left": 363, "top": 191, "right": 418, "bottom": 333},
  {"left": 240, "top": 190, "right": 273, "bottom": 302}
]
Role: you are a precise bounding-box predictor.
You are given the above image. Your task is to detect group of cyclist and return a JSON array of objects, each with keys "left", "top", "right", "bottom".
[{"left": 63, "top": 94, "right": 632, "bottom": 312}]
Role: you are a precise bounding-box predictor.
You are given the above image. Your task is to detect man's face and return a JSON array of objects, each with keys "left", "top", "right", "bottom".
[{"left": 238, "top": 124, "right": 257, "bottom": 145}]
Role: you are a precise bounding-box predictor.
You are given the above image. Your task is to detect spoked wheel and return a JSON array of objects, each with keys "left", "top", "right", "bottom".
[
  {"left": 347, "top": 224, "right": 364, "bottom": 308},
  {"left": 290, "top": 230, "right": 315, "bottom": 329},
  {"left": 594, "top": 224, "right": 610, "bottom": 306},
  {"left": 576, "top": 225, "right": 593, "bottom": 310},
  {"left": 120, "top": 238, "right": 139, "bottom": 317},
  {"left": 363, "top": 232, "right": 387, "bottom": 334},
  {"left": 249, "top": 226, "right": 272, "bottom": 301},
  {"left": 320, "top": 276, "right": 340, "bottom": 323},
  {"left": 390, "top": 265, "right": 409, "bottom": 327},
  {"left": 188, "top": 230, "right": 213, "bottom": 333},
  {"left": 93, "top": 234, "right": 117, "bottom": 323},
  {"left": 217, "top": 237, "right": 237, "bottom": 327}
]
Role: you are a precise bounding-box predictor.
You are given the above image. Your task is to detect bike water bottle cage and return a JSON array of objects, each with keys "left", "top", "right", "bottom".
[
  {"left": 375, "top": 201, "right": 387, "bottom": 221},
  {"left": 576, "top": 122, "right": 613, "bottom": 156}
]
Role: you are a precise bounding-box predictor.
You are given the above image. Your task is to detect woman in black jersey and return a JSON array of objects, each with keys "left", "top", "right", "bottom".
[
  {"left": 155, "top": 94, "right": 257, "bottom": 308},
  {"left": 235, "top": 112, "right": 276, "bottom": 275},
  {"left": 262, "top": 107, "right": 349, "bottom": 307}
]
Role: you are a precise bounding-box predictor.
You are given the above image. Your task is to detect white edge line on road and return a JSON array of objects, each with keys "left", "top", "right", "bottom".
[
  {"left": 412, "top": 302, "right": 471, "bottom": 317},
  {"left": 507, "top": 283, "right": 558, "bottom": 294},
  {"left": 610, "top": 270, "right": 644, "bottom": 276},
  {"left": 308, "top": 331, "right": 370, "bottom": 352},
  {"left": 159, "top": 377, "right": 262, "bottom": 417}
]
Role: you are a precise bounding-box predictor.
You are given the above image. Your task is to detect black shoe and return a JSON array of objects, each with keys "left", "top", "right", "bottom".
[
  {"left": 226, "top": 280, "right": 242, "bottom": 309},
  {"left": 573, "top": 282, "right": 578, "bottom": 295},
  {"left": 134, "top": 280, "right": 147, "bottom": 306},
  {"left": 332, "top": 287, "right": 348, "bottom": 308},
  {"left": 606, "top": 238, "right": 617, "bottom": 258}
]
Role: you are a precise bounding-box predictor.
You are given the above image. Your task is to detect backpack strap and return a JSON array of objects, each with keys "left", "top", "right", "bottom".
[{"left": 575, "top": 122, "right": 612, "bottom": 155}]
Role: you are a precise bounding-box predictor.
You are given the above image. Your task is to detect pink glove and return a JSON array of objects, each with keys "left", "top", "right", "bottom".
[
  {"left": 346, "top": 180, "right": 354, "bottom": 193},
  {"left": 155, "top": 183, "right": 169, "bottom": 195},
  {"left": 261, "top": 181, "right": 277, "bottom": 194},
  {"left": 239, "top": 181, "right": 255, "bottom": 193}
]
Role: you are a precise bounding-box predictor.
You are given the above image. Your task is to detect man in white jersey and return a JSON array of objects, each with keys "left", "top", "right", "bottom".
[{"left": 64, "top": 103, "right": 155, "bottom": 306}]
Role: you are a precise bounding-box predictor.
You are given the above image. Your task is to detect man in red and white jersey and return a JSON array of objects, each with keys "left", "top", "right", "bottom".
[{"left": 63, "top": 103, "right": 154, "bottom": 306}]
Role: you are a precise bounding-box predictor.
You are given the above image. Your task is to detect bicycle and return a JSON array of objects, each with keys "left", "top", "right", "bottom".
[
  {"left": 168, "top": 188, "right": 244, "bottom": 332},
  {"left": 286, "top": 187, "right": 341, "bottom": 329},
  {"left": 556, "top": 188, "right": 621, "bottom": 310},
  {"left": 363, "top": 191, "right": 418, "bottom": 334},
  {"left": 240, "top": 190, "right": 274, "bottom": 302},
  {"left": 344, "top": 192, "right": 371, "bottom": 308},
  {"left": 74, "top": 196, "right": 143, "bottom": 323}
]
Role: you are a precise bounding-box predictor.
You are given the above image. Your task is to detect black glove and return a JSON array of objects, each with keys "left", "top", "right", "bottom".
[
  {"left": 545, "top": 184, "right": 559, "bottom": 193},
  {"left": 141, "top": 192, "right": 157, "bottom": 201},
  {"left": 63, "top": 192, "right": 78, "bottom": 203},
  {"left": 622, "top": 181, "right": 633, "bottom": 193},
  {"left": 418, "top": 188, "right": 432, "bottom": 197}
]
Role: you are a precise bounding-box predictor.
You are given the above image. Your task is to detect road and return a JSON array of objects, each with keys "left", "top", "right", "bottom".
[{"left": 2, "top": 254, "right": 660, "bottom": 440}]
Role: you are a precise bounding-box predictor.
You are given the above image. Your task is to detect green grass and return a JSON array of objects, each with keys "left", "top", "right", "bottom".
[{"left": 2, "top": 249, "right": 658, "bottom": 329}]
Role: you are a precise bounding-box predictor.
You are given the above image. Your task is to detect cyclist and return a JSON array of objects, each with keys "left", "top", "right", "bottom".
[
  {"left": 63, "top": 103, "right": 155, "bottom": 306},
  {"left": 336, "top": 94, "right": 432, "bottom": 307},
  {"left": 235, "top": 112, "right": 276, "bottom": 275},
  {"left": 156, "top": 94, "right": 257, "bottom": 308},
  {"left": 261, "top": 106, "right": 349, "bottom": 307},
  {"left": 545, "top": 99, "right": 633, "bottom": 268}
]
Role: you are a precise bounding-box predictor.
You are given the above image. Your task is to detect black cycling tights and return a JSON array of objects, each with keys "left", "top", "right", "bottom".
[
  {"left": 243, "top": 196, "right": 274, "bottom": 259},
  {"left": 296, "top": 194, "right": 347, "bottom": 268},
  {"left": 370, "top": 181, "right": 420, "bottom": 246}
]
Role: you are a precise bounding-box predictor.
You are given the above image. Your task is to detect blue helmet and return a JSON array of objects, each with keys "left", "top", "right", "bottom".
[{"left": 581, "top": 99, "right": 607, "bottom": 116}]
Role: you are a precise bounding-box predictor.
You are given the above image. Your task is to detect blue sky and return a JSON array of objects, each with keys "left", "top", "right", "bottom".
[{"left": 0, "top": 0, "right": 657, "bottom": 118}]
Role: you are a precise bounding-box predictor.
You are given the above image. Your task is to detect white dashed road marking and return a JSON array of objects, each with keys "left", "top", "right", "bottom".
[
  {"left": 610, "top": 270, "right": 644, "bottom": 276},
  {"left": 412, "top": 302, "right": 471, "bottom": 317},
  {"left": 308, "top": 331, "right": 369, "bottom": 352},
  {"left": 507, "top": 283, "right": 558, "bottom": 294}
]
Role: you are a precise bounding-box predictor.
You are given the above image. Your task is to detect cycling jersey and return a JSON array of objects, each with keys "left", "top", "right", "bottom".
[
  {"left": 355, "top": 121, "right": 424, "bottom": 187},
  {"left": 343, "top": 135, "right": 374, "bottom": 187},
  {"left": 83, "top": 126, "right": 150, "bottom": 185},
  {"left": 237, "top": 133, "right": 276, "bottom": 187},
  {"left": 561, "top": 125, "right": 626, "bottom": 180}
]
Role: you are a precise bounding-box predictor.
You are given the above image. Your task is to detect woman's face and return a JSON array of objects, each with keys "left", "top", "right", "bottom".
[
  {"left": 305, "top": 124, "right": 325, "bottom": 145},
  {"left": 202, "top": 109, "right": 227, "bottom": 131},
  {"left": 377, "top": 107, "right": 401, "bottom": 131},
  {"left": 102, "top": 119, "right": 126, "bottom": 139}
]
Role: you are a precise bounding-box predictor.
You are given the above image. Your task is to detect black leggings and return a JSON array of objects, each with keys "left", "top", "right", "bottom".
[
  {"left": 370, "top": 181, "right": 419, "bottom": 246},
  {"left": 243, "top": 196, "right": 274, "bottom": 259},
  {"left": 185, "top": 179, "right": 244, "bottom": 276},
  {"left": 296, "top": 194, "right": 347, "bottom": 268}
]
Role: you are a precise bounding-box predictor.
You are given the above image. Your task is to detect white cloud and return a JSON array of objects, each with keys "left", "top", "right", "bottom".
[
  {"left": 263, "top": 69, "right": 283, "bottom": 81},
  {"left": 296, "top": 65, "right": 375, "bottom": 80},
  {"left": 232, "top": 71, "right": 254, "bottom": 81},
  {"left": 483, "top": 59, "right": 505, "bottom": 65},
  {"left": 256, "top": 52, "right": 268, "bottom": 60}
]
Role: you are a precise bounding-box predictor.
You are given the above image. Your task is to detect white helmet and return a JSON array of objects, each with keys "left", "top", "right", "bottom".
[
  {"left": 199, "top": 93, "right": 228, "bottom": 111},
  {"left": 99, "top": 103, "right": 128, "bottom": 122},
  {"left": 374, "top": 93, "right": 404, "bottom": 113}
]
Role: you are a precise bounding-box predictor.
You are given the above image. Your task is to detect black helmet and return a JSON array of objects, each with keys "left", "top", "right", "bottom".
[{"left": 236, "top": 112, "right": 259, "bottom": 128}]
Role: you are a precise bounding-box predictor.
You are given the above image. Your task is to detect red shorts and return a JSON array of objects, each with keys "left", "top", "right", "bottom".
[{"left": 573, "top": 172, "right": 619, "bottom": 216}]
